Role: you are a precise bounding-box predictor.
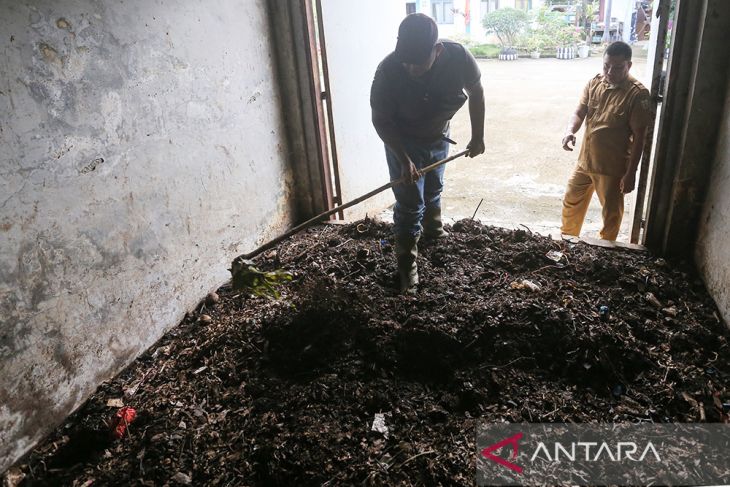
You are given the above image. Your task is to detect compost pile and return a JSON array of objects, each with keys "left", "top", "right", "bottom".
[{"left": 15, "top": 219, "right": 730, "bottom": 486}]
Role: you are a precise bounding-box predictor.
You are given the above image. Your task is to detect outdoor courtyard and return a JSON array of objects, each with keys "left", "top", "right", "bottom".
[{"left": 443, "top": 53, "right": 649, "bottom": 241}]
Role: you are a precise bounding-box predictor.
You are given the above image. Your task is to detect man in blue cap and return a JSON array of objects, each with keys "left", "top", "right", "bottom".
[{"left": 371, "top": 13, "right": 485, "bottom": 293}]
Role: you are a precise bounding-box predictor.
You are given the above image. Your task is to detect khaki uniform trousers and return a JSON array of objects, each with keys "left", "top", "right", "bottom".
[{"left": 561, "top": 168, "right": 624, "bottom": 241}]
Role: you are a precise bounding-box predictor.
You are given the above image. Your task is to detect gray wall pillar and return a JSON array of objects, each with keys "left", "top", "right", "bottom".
[
  {"left": 695, "top": 70, "right": 730, "bottom": 325},
  {"left": 644, "top": 0, "right": 730, "bottom": 256}
]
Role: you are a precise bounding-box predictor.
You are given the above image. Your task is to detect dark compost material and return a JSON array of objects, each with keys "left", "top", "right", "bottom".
[{"left": 14, "top": 219, "right": 729, "bottom": 486}]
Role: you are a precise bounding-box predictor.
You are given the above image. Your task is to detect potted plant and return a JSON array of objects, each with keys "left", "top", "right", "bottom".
[
  {"left": 556, "top": 25, "right": 582, "bottom": 59},
  {"left": 499, "top": 47, "right": 519, "bottom": 60},
  {"left": 483, "top": 7, "right": 529, "bottom": 61},
  {"left": 531, "top": 7, "right": 575, "bottom": 59},
  {"left": 521, "top": 31, "right": 546, "bottom": 59},
  {"left": 576, "top": 1, "right": 597, "bottom": 56},
  {"left": 577, "top": 42, "right": 590, "bottom": 58}
]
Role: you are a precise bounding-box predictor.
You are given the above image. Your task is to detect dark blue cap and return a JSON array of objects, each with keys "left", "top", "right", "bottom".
[{"left": 395, "top": 13, "right": 438, "bottom": 64}]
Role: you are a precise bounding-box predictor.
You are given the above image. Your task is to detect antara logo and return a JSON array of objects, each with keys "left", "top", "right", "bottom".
[
  {"left": 481, "top": 433, "right": 662, "bottom": 473},
  {"left": 530, "top": 441, "right": 662, "bottom": 462},
  {"left": 481, "top": 433, "right": 524, "bottom": 473}
]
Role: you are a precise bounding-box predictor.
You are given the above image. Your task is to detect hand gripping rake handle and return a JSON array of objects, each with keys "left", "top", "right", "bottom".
[{"left": 232, "top": 149, "right": 469, "bottom": 264}]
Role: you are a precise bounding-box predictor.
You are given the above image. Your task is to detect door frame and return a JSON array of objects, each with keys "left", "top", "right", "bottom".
[
  {"left": 266, "top": 0, "right": 343, "bottom": 221},
  {"left": 642, "top": 0, "right": 730, "bottom": 255},
  {"left": 311, "top": 0, "right": 344, "bottom": 218},
  {"left": 629, "top": 0, "right": 671, "bottom": 243}
]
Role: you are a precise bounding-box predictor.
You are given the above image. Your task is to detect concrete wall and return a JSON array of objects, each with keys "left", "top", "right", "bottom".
[
  {"left": 696, "top": 71, "right": 730, "bottom": 324},
  {"left": 0, "top": 0, "right": 294, "bottom": 471},
  {"left": 320, "top": 0, "right": 402, "bottom": 219}
]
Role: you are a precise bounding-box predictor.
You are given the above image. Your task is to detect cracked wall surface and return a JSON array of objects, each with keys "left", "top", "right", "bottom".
[{"left": 0, "top": 0, "right": 295, "bottom": 471}]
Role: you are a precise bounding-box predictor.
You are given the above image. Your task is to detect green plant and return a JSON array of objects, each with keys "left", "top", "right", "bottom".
[
  {"left": 530, "top": 6, "right": 582, "bottom": 48},
  {"left": 520, "top": 30, "right": 549, "bottom": 52},
  {"left": 557, "top": 25, "right": 583, "bottom": 47},
  {"left": 230, "top": 258, "right": 293, "bottom": 299},
  {"left": 468, "top": 43, "right": 501, "bottom": 58},
  {"left": 482, "top": 7, "right": 529, "bottom": 48},
  {"left": 582, "top": 1, "right": 597, "bottom": 44}
]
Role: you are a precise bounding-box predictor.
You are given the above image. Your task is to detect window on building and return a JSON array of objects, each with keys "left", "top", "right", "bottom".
[
  {"left": 432, "top": 0, "right": 454, "bottom": 24},
  {"left": 515, "top": 0, "right": 531, "bottom": 10},
  {"left": 481, "top": 0, "right": 499, "bottom": 15},
  {"left": 406, "top": 2, "right": 416, "bottom": 15}
]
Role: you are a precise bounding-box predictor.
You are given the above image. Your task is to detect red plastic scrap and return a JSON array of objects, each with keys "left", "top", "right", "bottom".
[{"left": 111, "top": 406, "right": 137, "bottom": 439}]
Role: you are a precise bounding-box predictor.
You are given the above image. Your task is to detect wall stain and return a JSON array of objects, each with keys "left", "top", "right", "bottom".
[
  {"left": 53, "top": 144, "right": 73, "bottom": 160},
  {"left": 16, "top": 241, "right": 51, "bottom": 310},
  {"left": 215, "top": 144, "right": 231, "bottom": 159},
  {"left": 20, "top": 201, "right": 39, "bottom": 232},
  {"left": 80, "top": 158, "right": 104, "bottom": 174},
  {"left": 1, "top": 222, "right": 12, "bottom": 231},
  {"left": 56, "top": 18, "right": 72, "bottom": 31},
  {"left": 53, "top": 341, "right": 76, "bottom": 377},
  {"left": 38, "top": 43, "right": 63, "bottom": 68},
  {"left": 1, "top": 376, "right": 87, "bottom": 474}
]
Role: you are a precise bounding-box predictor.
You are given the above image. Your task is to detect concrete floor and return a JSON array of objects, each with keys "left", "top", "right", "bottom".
[{"left": 439, "top": 55, "right": 649, "bottom": 241}]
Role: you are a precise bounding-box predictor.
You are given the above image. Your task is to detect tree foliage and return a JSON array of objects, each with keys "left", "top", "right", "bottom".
[
  {"left": 526, "top": 7, "right": 583, "bottom": 48},
  {"left": 482, "top": 7, "right": 529, "bottom": 48}
]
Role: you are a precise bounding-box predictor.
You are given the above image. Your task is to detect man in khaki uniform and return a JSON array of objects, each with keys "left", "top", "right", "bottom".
[{"left": 561, "top": 41, "right": 651, "bottom": 241}]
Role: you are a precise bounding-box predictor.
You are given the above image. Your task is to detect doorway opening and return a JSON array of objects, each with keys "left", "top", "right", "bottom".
[
  {"left": 438, "top": 0, "right": 674, "bottom": 244},
  {"left": 304, "top": 0, "right": 676, "bottom": 243},
  {"left": 304, "top": 0, "right": 344, "bottom": 219}
]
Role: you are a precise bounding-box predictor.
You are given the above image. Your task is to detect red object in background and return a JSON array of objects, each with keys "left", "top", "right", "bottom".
[{"left": 111, "top": 406, "right": 137, "bottom": 439}]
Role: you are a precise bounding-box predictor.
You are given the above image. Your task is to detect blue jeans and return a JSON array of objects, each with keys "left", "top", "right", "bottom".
[{"left": 385, "top": 138, "right": 450, "bottom": 238}]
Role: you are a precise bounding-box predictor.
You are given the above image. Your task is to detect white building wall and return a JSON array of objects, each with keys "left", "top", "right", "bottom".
[
  {"left": 604, "top": 0, "right": 636, "bottom": 42},
  {"left": 415, "top": 0, "right": 545, "bottom": 43},
  {"left": 319, "top": 0, "right": 403, "bottom": 219}
]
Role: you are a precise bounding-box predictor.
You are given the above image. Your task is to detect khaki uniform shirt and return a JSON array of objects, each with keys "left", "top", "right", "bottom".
[{"left": 578, "top": 74, "right": 651, "bottom": 177}]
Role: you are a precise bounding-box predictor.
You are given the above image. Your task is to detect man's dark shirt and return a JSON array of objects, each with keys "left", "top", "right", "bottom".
[{"left": 370, "top": 40, "right": 481, "bottom": 144}]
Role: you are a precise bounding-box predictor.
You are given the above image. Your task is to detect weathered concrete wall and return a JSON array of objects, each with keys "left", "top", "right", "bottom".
[
  {"left": 696, "top": 70, "right": 730, "bottom": 325},
  {"left": 0, "top": 1, "right": 294, "bottom": 471},
  {"left": 644, "top": 0, "right": 730, "bottom": 256},
  {"left": 319, "top": 0, "right": 402, "bottom": 219}
]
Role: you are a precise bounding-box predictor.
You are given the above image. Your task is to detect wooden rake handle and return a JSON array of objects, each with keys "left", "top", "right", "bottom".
[{"left": 233, "top": 149, "right": 469, "bottom": 263}]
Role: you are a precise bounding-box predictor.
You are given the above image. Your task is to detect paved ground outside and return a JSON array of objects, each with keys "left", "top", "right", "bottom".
[{"left": 439, "top": 54, "right": 649, "bottom": 242}]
